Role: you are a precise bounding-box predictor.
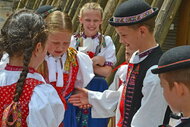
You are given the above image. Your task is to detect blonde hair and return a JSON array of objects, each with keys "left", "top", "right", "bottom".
[
  {"left": 45, "top": 10, "right": 72, "bottom": 33},
  {"left": 79, "top": 2, "right": 103, "bottom": 18},
  {"left": 78, "top": 2, "right": 104, "bottom": 42}
]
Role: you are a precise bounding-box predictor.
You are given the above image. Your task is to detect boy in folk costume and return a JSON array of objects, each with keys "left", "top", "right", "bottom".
[
  {"left": 69, "top": 0, "right": 170, "bottom": 126},
  {"left": 36, "top": 6, "right": 94, "bottom": 127},
  {"left": 0, "top": 9, "right": 64, "bottom": 127},
  {"left": 152, "top": 46, "right": 190, "bottom": 127}
]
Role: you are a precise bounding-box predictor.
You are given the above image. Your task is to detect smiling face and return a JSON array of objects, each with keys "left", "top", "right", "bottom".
[
  {"left": 115, "top": 26, "right": 140, "bottom": 51},
  {"left": 46, "top": 31, "right": 71, "bottom": 57},
  {"left": 79, "top": 9, "right": 102, "bottom": 37}
]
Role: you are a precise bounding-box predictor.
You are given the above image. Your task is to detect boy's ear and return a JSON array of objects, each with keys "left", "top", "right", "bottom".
[
  {"left": 139, "top": 26, "right": 147, "bottom": 35},
  {"left": 33, "top": 42, "right": 43, "bottom": 57},
  {"left": 174, "top": 82, "right": 185, "bottom": 96}
]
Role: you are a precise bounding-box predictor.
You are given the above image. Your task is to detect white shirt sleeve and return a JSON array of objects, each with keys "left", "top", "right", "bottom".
[
  {"left": 109, "top": 65, "right": 128, "bottom": 90},
  {"left": 0, "top": 53, "right": 9, "bottom": 70},
  {"left": 88, "top": 85, "right": 124, "bottom": 118},
  {"left": 75, "top": 51, "right": 95, "bottom": 88},
  {"left": 131, "top": 65, "right": 168, "bottom": 127},
  {"left": 98, "top": 36, "right": 117, "bottom": 65},
  {"left": 27, "top": 84, "right": 65, "bottom": 127}
]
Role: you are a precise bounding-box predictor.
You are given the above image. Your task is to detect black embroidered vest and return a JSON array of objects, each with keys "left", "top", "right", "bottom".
[{"left": 123, "top": 46, "right": 163, "bottom": 126}]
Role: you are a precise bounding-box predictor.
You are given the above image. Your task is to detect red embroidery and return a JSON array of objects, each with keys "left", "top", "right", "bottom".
[
  {"left": 0, "top": 78, "right": 43, "bottom": 127},
  {"left": 117, "top": 63, "right": 134, "bottom": 127},
  {"left": 5, "top": 64, "right": 37, "bottom": 73}
]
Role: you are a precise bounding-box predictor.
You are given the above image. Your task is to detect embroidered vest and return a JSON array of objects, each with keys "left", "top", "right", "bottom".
[
  {"left": 0, "top": 78, "right": 43, "bottom": 127},
  {"left": 118, "top": 46, "right": 163, "bottom": 127}
]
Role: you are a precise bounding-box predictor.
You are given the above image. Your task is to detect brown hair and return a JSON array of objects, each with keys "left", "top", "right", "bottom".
[
  {"left": 45, "top": 10, "right": 73, "bottom": 33},
  {"left": 161, "top": 68, "right": 190, "bottom": 90},
  {"left": 0, "top": 9, "right": 48, "bottom": 102},
  {"left": 128, "top": 17, "right": 156, "bottom": 33}
]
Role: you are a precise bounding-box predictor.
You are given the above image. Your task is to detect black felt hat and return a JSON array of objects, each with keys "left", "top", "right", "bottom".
[
  {"left": 152, "top": 46, "right": 190, "bottom": 74},
  {"left": 109, "top": 0, "right": 159, "bottom": 26},
  {"left": 35, "top": 5, "right": 58, "bottom": 18}
]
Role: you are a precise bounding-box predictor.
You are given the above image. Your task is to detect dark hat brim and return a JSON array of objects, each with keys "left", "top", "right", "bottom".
[
  {"left": 109, "top": 8, "right": 159, "bottom": 26},
  {"left": 152, "top": 60, "right": 190, "bottom": 74}
]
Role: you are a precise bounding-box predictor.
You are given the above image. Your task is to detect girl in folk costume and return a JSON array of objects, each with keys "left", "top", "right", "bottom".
[
  {"left": 70, "top": 2, "right": 116, "bottom": 78},
  {"left": 0, "top": 9, "right": 64, "bottom": 127},
  {"left": 36, "top": 6, "right": 94, "bottom": 127},
  {"left": 70, "top": 2, "right": 116, "bottom": 127}
]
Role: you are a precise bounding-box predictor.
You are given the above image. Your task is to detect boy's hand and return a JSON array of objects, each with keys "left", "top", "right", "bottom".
[
  {"left": 68, "top": 88, "right": 92, "bottom": 109},
  {"left": 92, "top": 56, "right": 105, "bottom": 66}
]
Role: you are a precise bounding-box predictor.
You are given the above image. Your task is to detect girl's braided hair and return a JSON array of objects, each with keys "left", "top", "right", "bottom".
[{"left": 0, "top": 9, "right": 48, "bottom": 102}]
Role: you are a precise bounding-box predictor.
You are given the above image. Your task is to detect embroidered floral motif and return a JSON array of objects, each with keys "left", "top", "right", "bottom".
[
  {"left": 117, "top": 64, "right": 140, "bottom": 127},
  {"left": 113, "top": 8, "right": 154, "bottom": 23},
  {"left": 40, "top": 8, "right": 58, "bottom": 18},
  {"left": 76, "top": 109, "right": 89, "bottom": 127},
  {"left": 64, "top": 47, "right": 78, "bottom": 72}
]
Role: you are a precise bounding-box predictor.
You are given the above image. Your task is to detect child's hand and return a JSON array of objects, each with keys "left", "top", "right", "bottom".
[
  {"left": 68, "top": 88, "right": 90, "bottom": 107},
  {"left": 79, "top": 104, "right": 92, "bottom": 109},
  {"left": 92, "top": 56, "right": 105, "bottom": 66}
]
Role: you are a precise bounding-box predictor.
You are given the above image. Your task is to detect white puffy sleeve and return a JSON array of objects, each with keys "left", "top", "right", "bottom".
[
  {"left": 131, "top": 65, "right": 168, "bottom": 127},
  {"left": 27, "top": 84, "right": 65, "bottom": 127},
  {"left": 98, "top": 36, "right": 117, "bottom": 65},
  {"left": 88, "top": 85, "right": 124, "bottom": 118},
  {"left": 75, "top": 51, "right": 95, "bottom": 88},
  {"left": 109, "top": 65, "right": 128, "bottom": 90}
]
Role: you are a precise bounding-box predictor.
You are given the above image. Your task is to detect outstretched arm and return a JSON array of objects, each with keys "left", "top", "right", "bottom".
[
  {"left": 69, "top": 86, "right": 122, "bottom": 118},
  {"left": 69, "top": 88, "right": 92, "bottom": 109}
]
